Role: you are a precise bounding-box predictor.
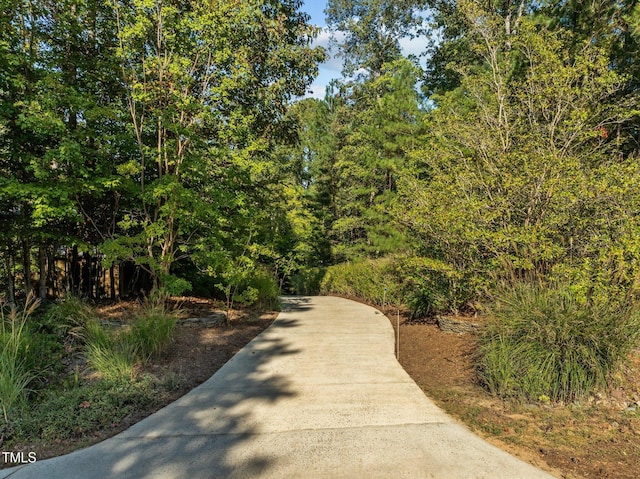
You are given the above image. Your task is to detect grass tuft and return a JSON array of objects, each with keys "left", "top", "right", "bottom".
[
  {"left": 83, "top": 292, "right": 177, "bottom": 379},
  {"left": 0, "top": 296, "right": 40, "bottom": 424},
  {"left": 477, "top": 281, "right": 640, "bottom": 403},
  {"left": 128, "top": 296, "right": 177, "bottom": 362},
  {"left": 84, "top": 321, "right": 137, "bottom": 381}
]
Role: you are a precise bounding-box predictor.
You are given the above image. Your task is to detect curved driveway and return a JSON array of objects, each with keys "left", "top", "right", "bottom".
[{"left": 2, "top": 296, "right": 555, "bottom": 478}]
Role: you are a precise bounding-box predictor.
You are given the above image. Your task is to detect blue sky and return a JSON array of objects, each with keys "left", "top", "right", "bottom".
[
  {"left": 300, "top": 1, "right": 430, "bottom": 99},
  {"left": 300, "top": 1, "right": 341, "bottom": 99}
]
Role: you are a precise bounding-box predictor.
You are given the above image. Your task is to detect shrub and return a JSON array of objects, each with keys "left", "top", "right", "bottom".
[
  {"left": 320, "top": 258, "right": 402, "bottom": 307},
  {"left": 393, "top": 256, "right": 474, "bottom": 317},
  {"left": 247, "top": 269, "right": 280, "bottom": 310},
  {"left": 288, "top": 267, "right": 326, "bottom": 295},
  {"left": 477, "top": 281, "right": 640, "bottom": 403}
]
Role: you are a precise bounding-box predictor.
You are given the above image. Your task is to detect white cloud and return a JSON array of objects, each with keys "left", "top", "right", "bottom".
[
  {"left": 399, "top": 35, "right": 429, "bottom": 59},
  {"left": 312, "top": 28, "right": 344, "bottom": 75}
]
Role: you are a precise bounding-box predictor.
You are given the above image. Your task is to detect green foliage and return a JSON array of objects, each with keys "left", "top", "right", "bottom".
[
  {"left": 289, "top": 267, "right": 327, "bottom": 295},
  {"left": 0, "top": 298, "right": 39, "bottom": 424},
  {"left": 0, "top": 333, "right": 32, "bottom": 424},
  {"left": 393, "top": 257, "right": 476, "bottom": 317},
  {"left": 400, "top": 9, "right": 640, "bottom": 308},
  {"left": 159, "top": 274, "right": 192, "bottom": 297},
  {"left": 318, "top": 256, "right": 477, "bottom": 317},
  {"left": 320, "top": 258, "right": 402, "bottom": 306},
  {"left": 14, "top": 377, "right": 156, "bottom": 442},
  {"left": 305, "top": 59, "right": 423, "bottom": 261},
  {"left": 128, "top": 295, "right": 178, "bottom": 361},
  {"left": 326, "top": 0, "right": 427, "bottom": 77},
  {"left": 40, "top": 296, "right": 94, "bottom": 337},
  {"left": 107, "top": 0, "right": 325, "bottom": 287},
  {"left": 84, "top": 321, "right": 137, "bottom": 381},
  {"left": 477, "top": 282, "right": 640, "bottom": 403},
  {"left": 83, "top": 296, "right": 177, "bottom": 379},
  {"left": 82, "top": 289, "right": 178, "bottom": 379},
  {"left": 247, "top": 269, "right": 280, "bottom": 311}
]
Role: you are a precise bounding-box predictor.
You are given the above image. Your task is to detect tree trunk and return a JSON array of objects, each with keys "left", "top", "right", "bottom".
[
  {"left": 110, "top": 264, "right": 116, "bottom": 300},
  {"left": 70, "top": 245, "right": 79, "bottom": 295},
  {"left": 47, "top": 248, "right": 57, "bottom": 299},
  {"left": 22, "top": 238, "right": 31, "bottom": 298},
  {"left": 5, "top": 247, "right": 15, "bottom": 305},
  {"left": 38, "top": 244, "right": 47, "bottom": 300}
]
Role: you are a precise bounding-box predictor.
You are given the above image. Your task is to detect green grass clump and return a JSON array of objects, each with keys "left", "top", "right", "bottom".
[
  {"left": 84, "top": 321, "right": 137, "bottom": 381},
  {"left": 83, "top": 293, "right": 177, "bottom": 379},
  {"left": 40, "top": 296, "right": 94, "bottom": 337},
  {"left": 477, "top": 281, "right": 640, "bottom": 403},
  {"left": 128, "top": 296, "right": 178, "bottom": 361},
  {"left": 0, "top": 298, "right": 39, "bottom": 424}
]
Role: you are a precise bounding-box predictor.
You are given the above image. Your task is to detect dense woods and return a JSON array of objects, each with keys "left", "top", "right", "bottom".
[
  {"left": 0, "top": 0, "right": 323, "bottom": 303},
  {"left": 3, "top": 0, "right": 640, "bottom": 425},
  {"left": 287, "top": 1, "right": 639, "bottom": 320}
]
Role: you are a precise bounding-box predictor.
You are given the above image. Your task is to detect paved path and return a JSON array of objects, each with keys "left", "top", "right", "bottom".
[{"left": 1, "top": 296, "right": 555, "bottom": 478}]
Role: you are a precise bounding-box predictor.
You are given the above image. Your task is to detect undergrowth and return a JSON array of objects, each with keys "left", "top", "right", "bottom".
[
  {"left": 319, "top": 258, "right": 402, "bottom": 307},
  {"left": 0, "top": 298, "right": 40, "bottom": 425},
  {"left": 12, "top": 376, "right": 157, "bottom": 443}
]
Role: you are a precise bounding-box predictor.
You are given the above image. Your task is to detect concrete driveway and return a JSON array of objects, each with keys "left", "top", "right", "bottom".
[{"left": 1, "top": 296, "right": 555, "bottom": 478}]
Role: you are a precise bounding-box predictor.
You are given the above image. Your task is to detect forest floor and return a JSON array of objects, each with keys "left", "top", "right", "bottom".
[{"left": 14, "top": 296, "right": 640, "bottom": 478}]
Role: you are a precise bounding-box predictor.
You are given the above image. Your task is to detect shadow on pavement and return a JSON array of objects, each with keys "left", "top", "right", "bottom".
[{"left": 279, "top": 296, "right": 314, "bottom": 313}]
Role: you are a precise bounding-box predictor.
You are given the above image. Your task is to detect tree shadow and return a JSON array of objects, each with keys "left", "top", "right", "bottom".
[{"left": 279, "top": 296, "right": 314, "bottom": 313}]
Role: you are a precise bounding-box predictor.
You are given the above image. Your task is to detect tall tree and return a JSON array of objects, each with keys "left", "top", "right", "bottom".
[
  {"left": 105, "top": 0, "right": 324, "bottom": 290},
  {"left": 326, "top": 0, "right": 428, "bottom": 78},
  {"left": 401, "top": 4, "right": 640, "bottom": 306},
  {"left": 0, "top": 0, "right": 126, "bottom": 300},
  {"left": 293, "top": 60, "right": 422, "bottom": 261}
]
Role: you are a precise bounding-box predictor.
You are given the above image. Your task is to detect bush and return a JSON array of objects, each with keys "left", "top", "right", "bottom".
[
  {"left": 318, "top": 256, "right": 478, "bottom": 316},
  {"left": 477, "top": 281, "right": 640, "bottom": 403},
  {"left": 288, "top": 267, "right": 326, "bottom": 295},
  {"left": 219, "top": 267, "right": 281, "bottom": 310},
  {"left": 320, "top": 258, "right": 402, "bottom": 307},
  {"left": 393, "top": 256, "right": 475, "bottom": 317},
  {"left": 247, "top": 269, "right": 280, "bottom": 310}
]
